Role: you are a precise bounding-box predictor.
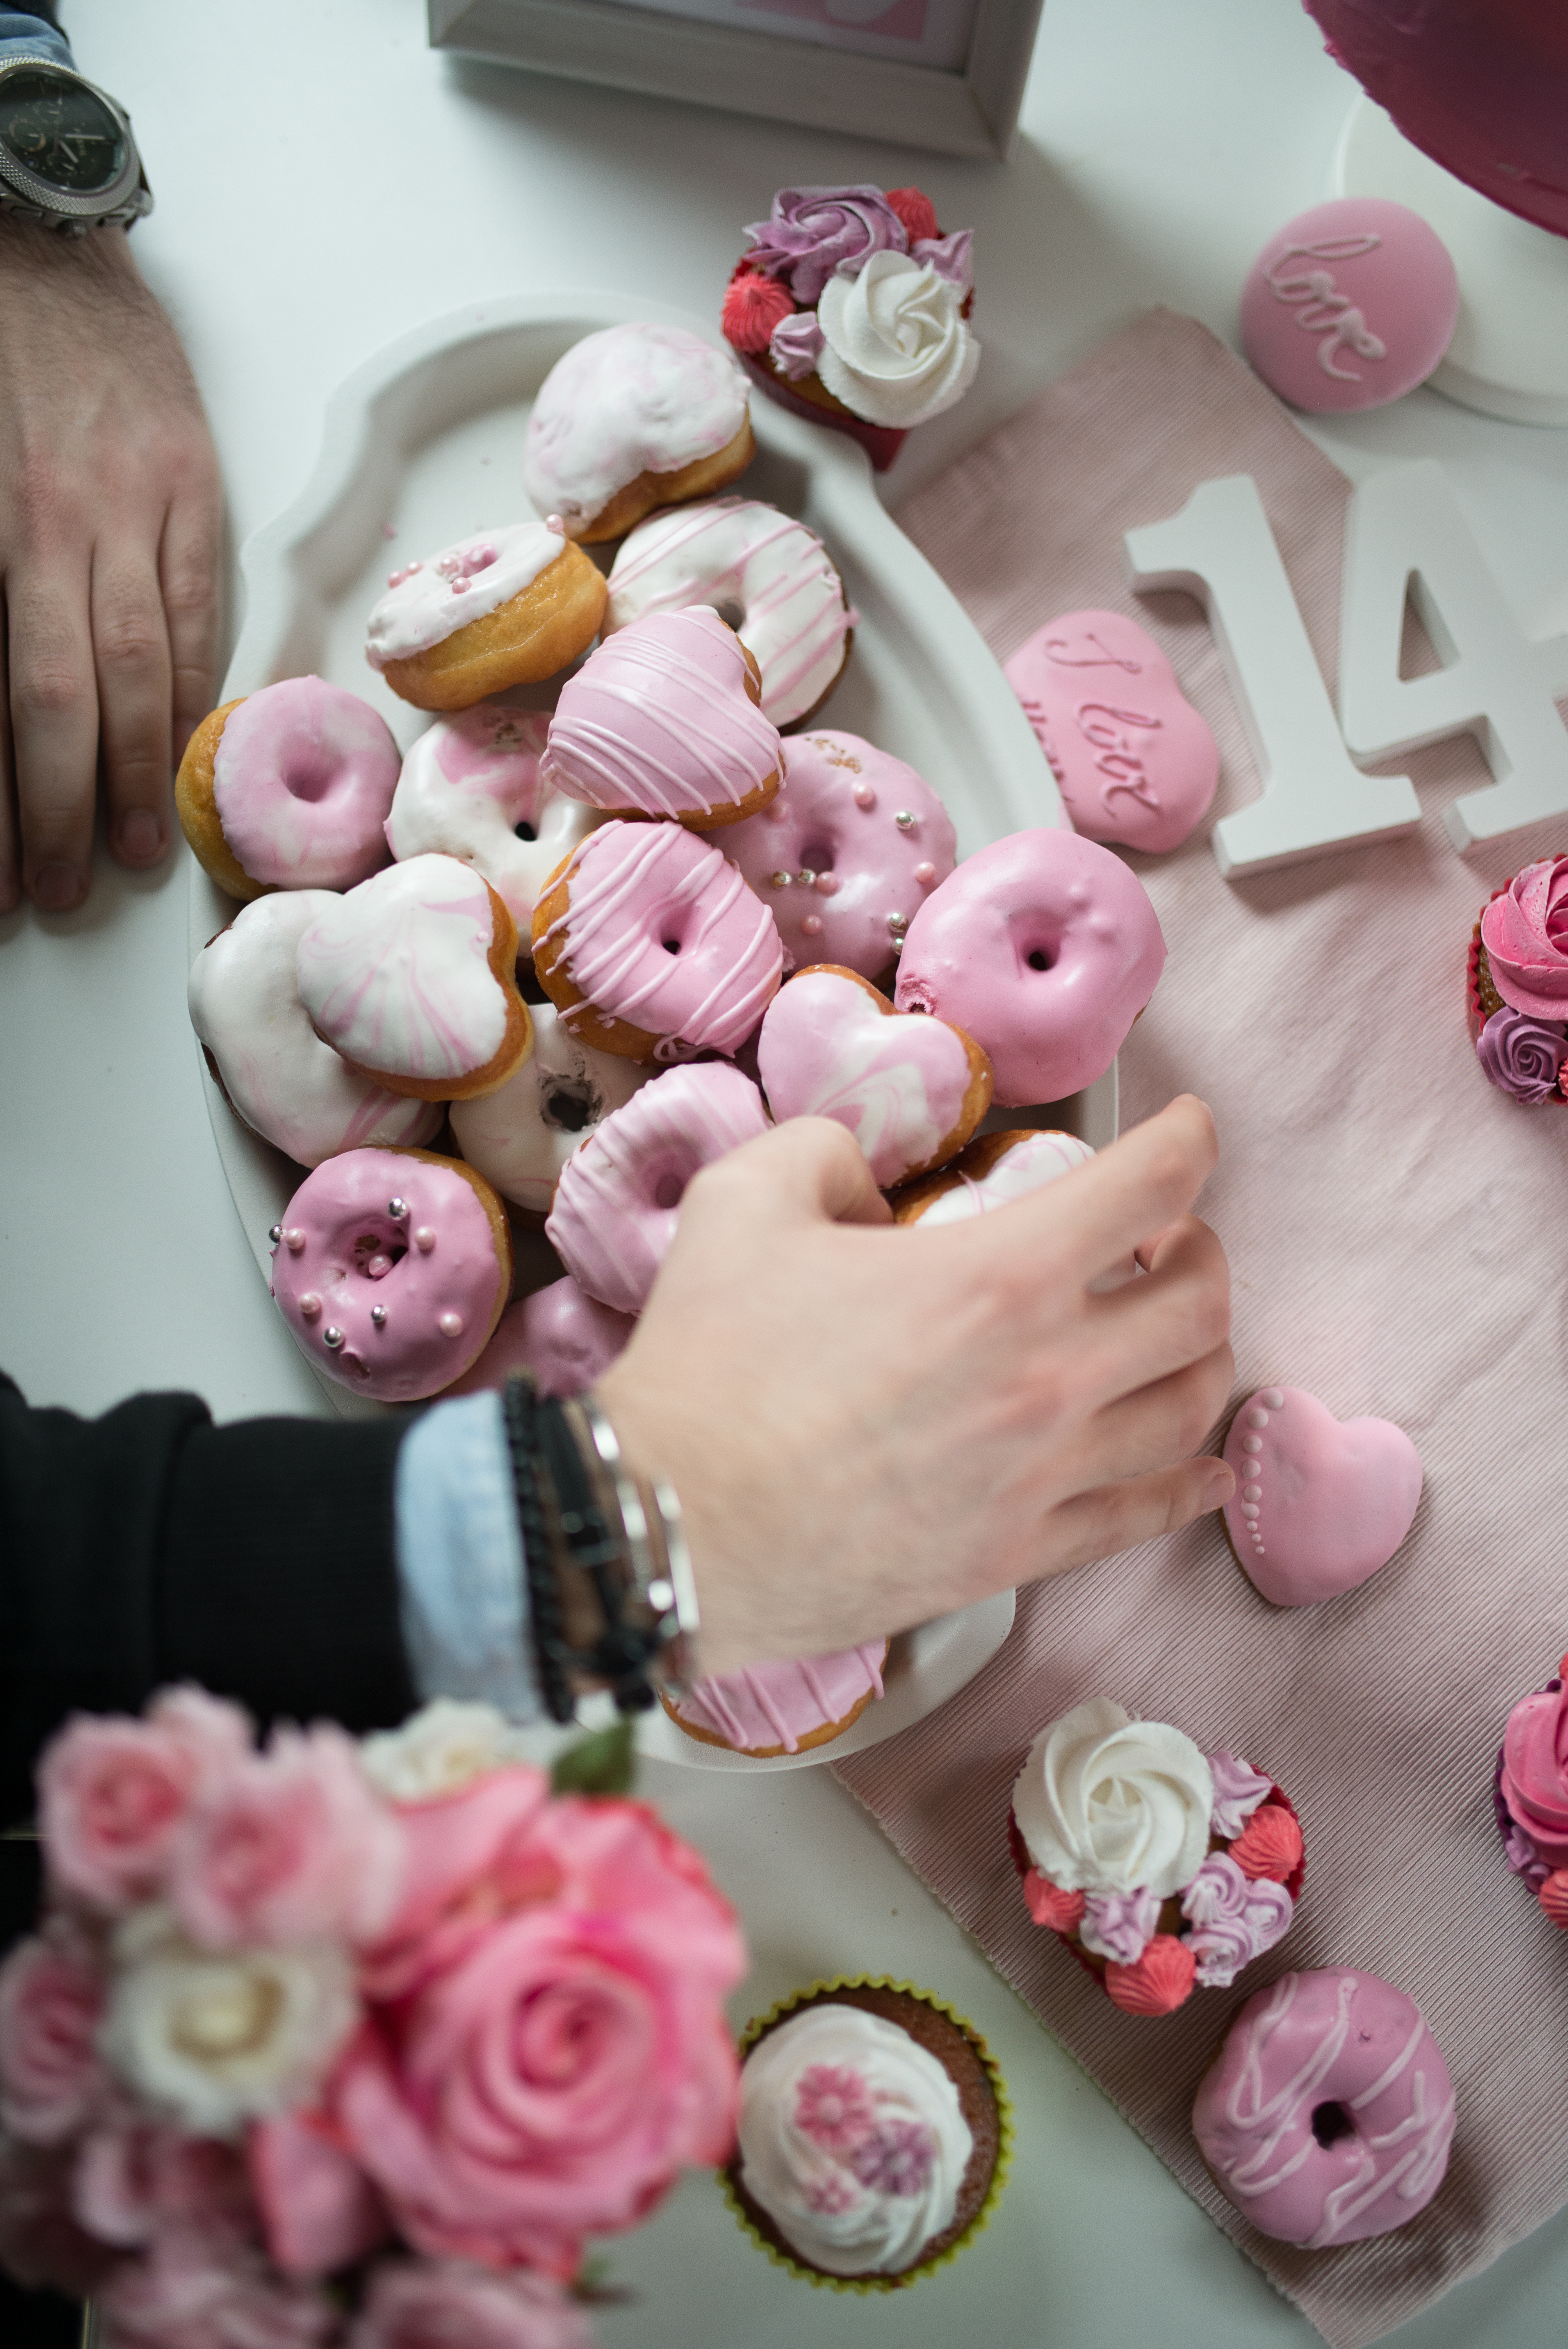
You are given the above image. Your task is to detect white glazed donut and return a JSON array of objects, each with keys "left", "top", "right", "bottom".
[
  {"left": 189, "top": 894, "right": 443, "bottom": 1168},
  {"left": 605, "top": 498, "right": 853, "bottom": 728},
  {"left": 891, "top": 1128, "right": 1094, "bottom": 1225},
  {"left": 385, "top": 704, "right": 601, "bottom": 938},
  {"left": 522, "top": 323, "right": 754, "bottom": 542},
  {"left": 449, "top": 1000, "right": 654, "bottom": 1214}
]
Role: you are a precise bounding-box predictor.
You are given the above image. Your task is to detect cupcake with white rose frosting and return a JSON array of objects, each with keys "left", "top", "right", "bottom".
[
  {"left": 721, "top": 183, "right": 978, "bottom": 474},
  {"left": 724, "top": 1977, "right": 1010, "bottom": 2289},
  {"left": 1008, "top": 1699, "right": 1305, "bottom": 2017}
]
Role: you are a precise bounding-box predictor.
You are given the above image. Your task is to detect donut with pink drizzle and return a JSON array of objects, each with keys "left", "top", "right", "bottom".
[
  {"left": 531, "top": 820, "right": 782, "bottom": 1064},
  {"left": 269, "top": 1146, "right": 512, "bottom": 1401},
  {"left": 756, "top": 965, "right": 991, "bottom": 1189},
  {"left": 175, "top": 676, "right": 400, "bottom": 901},
  {"left": 606, "top": 498, "right": 852, "bottom": 727},
  {"left": 189, "top": 893, "right": 441, "bottom": 1169},
  {"left": 365, "top": 520, "right": 607, "bottom": 712},
  {"left": 546, "top": 1063, "right": 770, "bottom": 1315},
  {"left": 449, "top": 1000, "right": 653, "bottom": 1213},
  {"left": 709, "top": 729, "right": 955, "bottom": 979},
  {"left": 385, "top": 704, "right": 600, "bottom": 936},
  {"left": 522, "top": 322, "right": 754, "bottom": 543},
  {"left": 663, "top": 1642, "right": 889, "bottom": 1757},
  {"left": 894, "top": 829, "right": 1166, "bottom": 1106},
  {"left": 540, "top": 608, "right": 783, "bottom": 829},
  {"left": 1192, "top": 1969, "right": 1455, "bottom": 2247},
  {"left": 445, "top": 1275, "right": 635, "bottom": 1399}
]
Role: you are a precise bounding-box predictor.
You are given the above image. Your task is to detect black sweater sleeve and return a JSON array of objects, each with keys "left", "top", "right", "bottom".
[{"left": 0, "top": 1372, "right": 419, "bottom": 1830}]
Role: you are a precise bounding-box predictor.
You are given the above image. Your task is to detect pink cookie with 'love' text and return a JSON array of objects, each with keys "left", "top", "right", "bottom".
[
  {"left": 1240, "top": 198, "right": 1458, "bottom": 415},
  {"left": 1005, "top": 610, "right": 1218, "bottom": 854},
  {"left": 1222, "top": 1385, "right": 1422, "bottom": 1608}
]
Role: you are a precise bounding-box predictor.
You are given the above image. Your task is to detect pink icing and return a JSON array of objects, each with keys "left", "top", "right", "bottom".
[
  {"left": 709, "top": 731, "right": 955, "bottom": 979},
  {"left": 1479, "top": 857, "right": 1568, "bottom": 1019},
  {"left": 1004, "top": 611, "right": 1218, "bottom": 855},
  {"left": 893, "top": 829, "right": 1166, "bottom": 1106},
  {"left": 296, "top": 855, "right": 513, "bottom": 1085},
  {"left": 540, "top": 820, "right": 782, "bottom": 1060},
  {"left": 522, "top": 323, "right": 751, "bottom": 536},
  {"left": 269, "top": 1149, "right": 504, "bottom": 1401},
  {"left": 1500, "top": 1666, "right": 1568, "bottom": 1864},
  {"left": 385, "top": 704, "right": 599, "bottom": 934},
  {"left": 212, "top": 677, "right": 399, "bottom": 891},
  {"left": 669, "top": 1643, "right": 886, "bottom": 1754},
  {"left": 540, "top": 608, "right": 782, "bottom": 822},
  {"left": 1239, "top": 198, "right": 1458, "bottom": 417},
  {"left": 1206, "top": 1751, "right": 1274, "bottom": 1841},
  {"left": 545, "top": 1063, "right": 769, "bottom": 1316},
  {"left": 1221, "top": 1386, "right": 1422, "bottom": 1608},
  {"left": 445, "top": 1275, "right": 634, "bottom": 1400},
  {"left": 1191, "top": 1969, "right": 1455, "bottom": 2248},
  {"left": 756, "top": 969, "right": 979, "bottom": 1188},
  {"left": 1179, "top": 1853, "right": 1293, "bottom": 1989}
]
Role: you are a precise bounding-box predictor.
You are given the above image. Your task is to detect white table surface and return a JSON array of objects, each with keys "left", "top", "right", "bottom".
[{"left": 5, "top": 2, "right": 1568, "bottom": 2342}]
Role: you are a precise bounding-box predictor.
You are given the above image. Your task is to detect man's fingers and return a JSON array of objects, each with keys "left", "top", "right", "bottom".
[
  {"left": 688, "top": 1115, "right": 891, "bottom": 1236},
  {"left": 1034, "top": 1452, "right": 1236, "bottom": 1582},
  {"left": 1076, "top": 1212, "right": 1231, "bottom": 1402},
  {"left": 161, "top": 478, "right": 222, "bottom": 765},
  {"left": 0, "top": 614, "right": 16, "bottom": 913},
  {"left": 1070, "top": 1340, "right": 1235, "bottom": 1493},
  {"left": 984, "top": 1094, "right": 1219, "bottom": 1284},
  {"left": 92, "top": 536, "right": 173, "bottom": 869},
  {"left": 7, "top": 567, "right": 98, "bottom": 911}
]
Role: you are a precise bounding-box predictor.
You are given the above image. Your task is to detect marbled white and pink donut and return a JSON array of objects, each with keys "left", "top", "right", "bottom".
[{"left": 385, "top": 702, "right": 600, "bottom": 937}]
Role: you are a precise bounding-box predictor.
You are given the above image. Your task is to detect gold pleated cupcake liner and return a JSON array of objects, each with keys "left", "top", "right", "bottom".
[{"left": 720, "top": 1973, "right": 1014, "bottom": 2292}]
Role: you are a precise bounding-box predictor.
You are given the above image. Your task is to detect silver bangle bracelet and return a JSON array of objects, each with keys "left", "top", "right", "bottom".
[{"left": 567, "top": 1392, "right": 701, "bottom": 1698}]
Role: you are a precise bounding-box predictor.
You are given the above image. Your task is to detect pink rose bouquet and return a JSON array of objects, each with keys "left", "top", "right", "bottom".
[{"left": 0, "top": 1691, "right": 747, "bottom": 2345}]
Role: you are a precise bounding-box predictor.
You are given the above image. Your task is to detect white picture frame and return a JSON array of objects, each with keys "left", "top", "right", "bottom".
[{"left": 426, "top": 0, "right": 1045, "bottom": 160}]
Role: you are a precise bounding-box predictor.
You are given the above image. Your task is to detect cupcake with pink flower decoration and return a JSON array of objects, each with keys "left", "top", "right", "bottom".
[
  {"left": 1468, "top": 855, "right": 1568, "bottom": 1104},
  {"left": 721, "top": 184, "right": 978, "bottom": 473},
  {"left": 1008, "top": 1699, "right": 1304, "bottom": 2018},
  {"left": 1494, "top": 1654, "right": 1568, "bottom": 1931}
]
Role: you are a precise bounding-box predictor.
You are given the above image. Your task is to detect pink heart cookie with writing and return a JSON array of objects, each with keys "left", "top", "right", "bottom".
[
  {"left": 1223, "top": 1386, "right": 1422, "bottom": 1608},
  {"left": 1004, "top": 610, "right": 1218, "bottom": 855},
  {"left": 755, "top": 964, "right": 992, "bottom": 1189}
]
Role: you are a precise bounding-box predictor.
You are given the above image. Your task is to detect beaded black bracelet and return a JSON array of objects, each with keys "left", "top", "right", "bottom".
[{"left": 502, "top": 1374, "right": 577, "bottom": 1724}]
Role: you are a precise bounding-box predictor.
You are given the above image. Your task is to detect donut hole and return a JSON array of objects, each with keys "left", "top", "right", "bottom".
[
  {"left": 663, "top": 937, "right": 681, "bottom": 955},
  {"left": 1026, "top": 948, "right": 1055, "bottom": 972},
  {"left": 542, "top": 1082, "right": 596, "bottom": 1134},
  {"left": 352, "top": 1228, "right": 408, "bottom": 1281},
  {"left": 712, "top": 596, "right": 746, "bottom": 633},
  {"left": 281, "top": 745, "right": 350, "bottom": 806},
  {"left": 799, "top": 836, "right": 836, "bottom": 873},
  {"left": 653, "top": 1171, "right": 686, "bottom": 1212},
  {"left": 513, "top": 819, "right": 538, "bottom": 842},
  {"left": 1310, "top": 2101, "right": 1356, "bottom": 2149}
]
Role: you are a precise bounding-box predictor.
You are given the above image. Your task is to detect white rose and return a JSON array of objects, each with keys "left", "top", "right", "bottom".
[
  {"left": 1012, "top": 1698, "right": 1213, "bottom": 1898},
  {"left": 814, "top": 250, "right": 980, "bottom": 429},
  {"left": 99, "top": 1907, "right": 358, "bottom": 2138},
  {"left": 359, "top": 1698, "right": 534, "bottom": 1803}
]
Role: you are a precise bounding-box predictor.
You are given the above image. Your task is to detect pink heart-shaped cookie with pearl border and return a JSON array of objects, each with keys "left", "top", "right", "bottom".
[
  {"left": 1222, "top": 1385, "right": 1422, "bottom": 1608},
  {"left": 755, "top": 964, "right": 992, "bottom": 1189}
]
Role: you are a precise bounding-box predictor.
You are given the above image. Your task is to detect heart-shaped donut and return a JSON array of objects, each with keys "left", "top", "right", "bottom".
[
  {"left": 755, "top": 964, "right": 992, "bottom": 1188},
  {"left": 1222, "top": 1386, "right": 1422, "bottom": 1608}
]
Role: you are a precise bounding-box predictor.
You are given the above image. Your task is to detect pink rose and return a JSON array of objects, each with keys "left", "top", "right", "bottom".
[
  {"left": 100, "top": 2235, "right": 335, "bottom": 2349},
  {"left": 1481, "top": 855, "right": 1568, "bottom": 1018},
  {"left": 172, "top": 1725, "right": 404, "bottom": 1951},
  {"left": 73, "top": 2120, "right": 256, "bottom": 2254},
  {"left": 0, "top": 1927, "right": 107, "bottom": 2143},
  {"left": 39, "top": 1688, "right": 250, "bottom": 1912},
  {"left": 0, "top": 2136, "right": 119, "bottom": 2297},
  {"left": 249, "top": 2110, "right": 387, "bottom": 2279},
  {"left": 349, "top": 2260, "right": 597, "bottom": 2349},
  {"left": 334, "top": 1794, "right": 746, "bottom": 2276}
]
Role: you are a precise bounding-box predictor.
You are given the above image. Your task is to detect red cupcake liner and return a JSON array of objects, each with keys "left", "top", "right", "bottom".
[{"left": 734, "top": 348, "right": 909, "bottom": 473}]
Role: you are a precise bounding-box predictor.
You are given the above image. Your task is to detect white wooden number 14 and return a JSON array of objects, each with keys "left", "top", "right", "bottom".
[{"left": 1122, "top": 462, "right": 1568, "bottom": 877}]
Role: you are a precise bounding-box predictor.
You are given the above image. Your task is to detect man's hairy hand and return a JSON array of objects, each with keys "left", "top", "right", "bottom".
[
  {"left": 0, "top": 222, "right": 221, "bottom": 913},
  {"left": 598, "top": 1094, "right": 1236, "bottom": 1678}
]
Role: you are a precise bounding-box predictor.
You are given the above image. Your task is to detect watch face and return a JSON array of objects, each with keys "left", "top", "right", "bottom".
[{"left": 0, "top": 72, "right": 125, "bottom": 196}]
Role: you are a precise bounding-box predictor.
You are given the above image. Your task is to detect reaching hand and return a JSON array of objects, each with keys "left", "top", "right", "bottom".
[
  {"left": 598, "top": 1094, "right": 1236, "bottom": 1678},
  {"left": 0, "top": 221, "right": 222, "bottom": 914}
]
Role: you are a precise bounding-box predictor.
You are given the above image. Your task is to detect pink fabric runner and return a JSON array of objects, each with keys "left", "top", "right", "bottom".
[{"left": 834, "top": 308, "right": 1568, "bottom": 2349}]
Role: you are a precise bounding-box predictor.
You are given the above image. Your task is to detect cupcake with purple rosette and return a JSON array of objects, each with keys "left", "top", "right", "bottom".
[
  {"left": 1494, "top": 1654, "right": 1568, "bottom": 1932},
  {"left": 1468, "top": 855, "right": 1568, "bottom": 1103},
  {"left": 721, "top": 184, "right": 977, "bottom": 473},
  {"left": 1007, "top": 1700, "right": 1305, "bottom": 2017}
]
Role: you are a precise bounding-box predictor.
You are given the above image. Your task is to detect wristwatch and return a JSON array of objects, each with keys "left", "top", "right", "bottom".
[{"left": 0, "top": 56, "right": 151, "bottom": 232}]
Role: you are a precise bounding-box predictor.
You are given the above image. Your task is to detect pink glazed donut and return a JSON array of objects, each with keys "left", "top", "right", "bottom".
[
  {"left": 269, "top": 1147, "right": 512, "bottom": 1401},
  {"left": 176, "top": 676, "right": 401, "bottom": 900},
  {"left": 545, "top": 1062, "right": 770, "bottom": 1315},
  {"left": 445, "top": 1274, "right": 635, "bottom": 1399},
  {"left": 893, "top": 829, "right": 1167, "bottom": 1106},
  {"left": 707, "top": 729, "right": 956, "bottom": 980},
  {"left": 1192, "top": 1969, "right": 1455, "bottom": 2248}
]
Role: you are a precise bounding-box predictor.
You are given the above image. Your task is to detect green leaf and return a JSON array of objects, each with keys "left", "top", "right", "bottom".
[{"left": 551, "top": 1716, "right": 637, "bottom": 1797}]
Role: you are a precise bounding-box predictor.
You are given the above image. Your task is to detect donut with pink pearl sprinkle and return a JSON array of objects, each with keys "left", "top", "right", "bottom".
[
  {"left": 365, "top": 519, "right": 607, "bottom": 712},
  {"left": 269, "top": 1147, "right": 512, "bottom": 1401},
  {"left": 710, "top": 729, "right": 956, "bottom": 979}
]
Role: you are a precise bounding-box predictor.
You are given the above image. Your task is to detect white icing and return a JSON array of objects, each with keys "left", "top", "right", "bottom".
[
  {"left": 736, "top": 2005, "right": 973, "bottom": 2278},
  {"left": 606, "top": 498, "right": 850, "bottom": 727},
  {"left": 450, "top": 1000, "right": 652, "bottom": 1213},
  {"left": 913, "top": 1130, "right": 1094, "bottom": 1226},
  {"left": 188, "top": 893, "right": 441, "bottom": 1167},
  {"left": 386, "top": 703, "right": 601, "bottom": 933},
  {"left": 365, "top": 522, "right": 565, "bottom": 667},
  {"left": 1012, "top": 1697, "right": 1213, "bottom": 1899},
  {"left": 522, "top": 323, "right": 750, "bottom": 536},
  {"left": 296, "top": 854, "right": 511, "bottom": 1083},
  {"left": 815, "top": 253, "right": 979, "bottom": 430}
]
